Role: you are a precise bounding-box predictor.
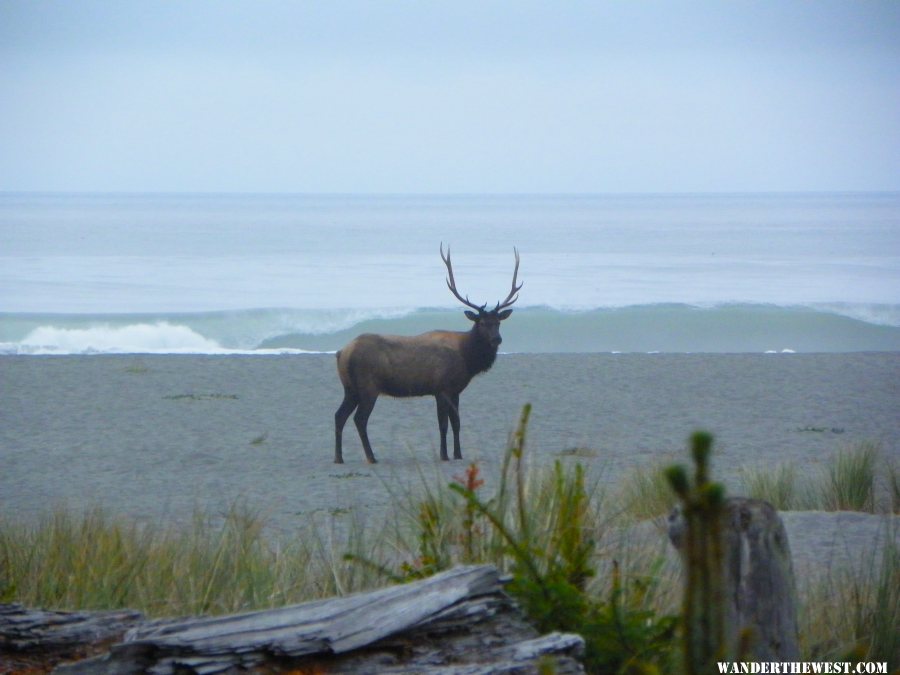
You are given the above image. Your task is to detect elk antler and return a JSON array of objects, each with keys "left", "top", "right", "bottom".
[
  {"left": 440, "top": 244, "right": 522, "bottom": 313},
  {"left": 440, "top": 244, "right": 485, "bottom": 312},
  {"left": 495, "top": 247, "right": 522, "bottom": 311}
]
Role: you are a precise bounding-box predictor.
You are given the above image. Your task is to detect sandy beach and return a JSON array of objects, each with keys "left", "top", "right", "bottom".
[{"left": 2, "top": 352, "right": 899, "bottom": 569}]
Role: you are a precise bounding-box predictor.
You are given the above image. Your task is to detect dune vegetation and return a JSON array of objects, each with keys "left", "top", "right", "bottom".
[{"left": 2, "top": 408, "right": 897, "bottom": 672}]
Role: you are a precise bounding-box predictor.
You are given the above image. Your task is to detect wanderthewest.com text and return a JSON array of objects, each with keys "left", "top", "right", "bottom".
[{"left": 717, "top": 663, "right": 887, "bottom": 674}]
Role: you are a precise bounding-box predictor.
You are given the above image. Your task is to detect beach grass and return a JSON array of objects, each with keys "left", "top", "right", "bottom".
[
  {"left": 0, "top": 503, "right": 324, "bottom": 616},
  {"left": 799, "top": 520, "right": 899, "bottom": 667},
  {"left": 740, "top": 461, "right": 800, "bottom": 511},
  {"left": 891, "top": 462, "right": 900, "bottom": 515},
  {"left": 740, "top": 440, "right": 891, "bottom": 514},
  {"left": 1, "top": 428, "right": 897, "bottom": 670},
  {"left": 619, "top": 455, "right": 680, "bottom": 521},
  {"left": 823, "top": 441, "right": 879, "bottom": 512}
]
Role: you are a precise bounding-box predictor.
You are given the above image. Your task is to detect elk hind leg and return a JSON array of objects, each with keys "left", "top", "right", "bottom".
[
  {"left": 353, "top": 395, "right": 378, "bottom": 464},
  {"left": 334, "top": 388, "right": 358, "bottom": 464}
]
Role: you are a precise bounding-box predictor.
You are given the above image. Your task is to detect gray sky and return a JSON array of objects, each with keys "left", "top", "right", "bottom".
[{"left": 1, "top": 1, "right": 898, "bottom": 193}]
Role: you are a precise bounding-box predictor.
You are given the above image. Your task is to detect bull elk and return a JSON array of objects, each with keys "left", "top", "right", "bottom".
[{"left": 334, "top": 245, "right": 522, "bottom": 463}]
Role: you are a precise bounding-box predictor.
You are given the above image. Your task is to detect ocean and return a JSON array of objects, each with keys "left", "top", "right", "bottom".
[
  {"left": 2, "top": 193, "right": 899, "bottom": 533},
  {"left": 2, "top": 192, "right": 899, "bottom": 354}
]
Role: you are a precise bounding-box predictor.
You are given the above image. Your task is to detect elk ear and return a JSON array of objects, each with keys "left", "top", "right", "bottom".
[
  {"left": 464, "top": 310, "right": 480, "bottom": 322},
  {"left": 497, "top": 309, "right": 513, "bottom": 320}
]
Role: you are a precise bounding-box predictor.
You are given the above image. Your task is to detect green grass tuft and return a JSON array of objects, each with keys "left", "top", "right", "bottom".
[
  {"left": 823, "top": 441, "right": 878, "bottom": 513},
  {"left": 738, "top": 440, "right": 890, "bottom": 514},
  {"left": 621, "top": 458, "right": 680, "bottom": 521},
  {"left": 740, "top": 462, "right": 799, "bottom": 511}
]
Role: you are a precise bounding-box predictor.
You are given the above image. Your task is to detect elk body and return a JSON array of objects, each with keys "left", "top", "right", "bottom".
[{"left": 334, "top": 246, "right": 521, "bottom": 463}]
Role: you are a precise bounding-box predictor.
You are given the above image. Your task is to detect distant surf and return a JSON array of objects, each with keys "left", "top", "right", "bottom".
[{"left": 2, "top": 303, "right": 898, "bottom": 355}]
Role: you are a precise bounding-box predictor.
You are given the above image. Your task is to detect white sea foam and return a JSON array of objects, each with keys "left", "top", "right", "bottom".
[
  {"left": 15, "top": 322, "right": 222, "bottom": 354},
  {"left": 7, "top": 322, "right": 316, "bottom": 355}
]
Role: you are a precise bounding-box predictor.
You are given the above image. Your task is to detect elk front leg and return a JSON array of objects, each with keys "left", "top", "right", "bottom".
[
  {"left": 448, "top": 392, "right": 462, "bottom": 460},
  {"left": 435, "top": 394, "right": 451, "bottom": 461}
]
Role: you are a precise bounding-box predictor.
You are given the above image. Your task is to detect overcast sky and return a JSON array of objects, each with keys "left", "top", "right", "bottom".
[{"left": 1, "top": 1, "right": 898, "bottom": 193}]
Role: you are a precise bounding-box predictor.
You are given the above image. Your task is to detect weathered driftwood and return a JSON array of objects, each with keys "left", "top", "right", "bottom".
[
  {"left": 0, "top": 604, "right": 142, "bottom": 653},
  {"left": 1, "top": 565, "right": 584, "bottom": 674},
  {"left": 668, "top": 496, "right": 800, "bottom": 661},
  {"left": 0, "top": 603, "right": 143, "bottom": 674}
]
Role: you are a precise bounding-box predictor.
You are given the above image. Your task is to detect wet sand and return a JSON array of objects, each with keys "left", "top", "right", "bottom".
[{"left": 2, "top": 353, "right": 899, "bottom": 562}]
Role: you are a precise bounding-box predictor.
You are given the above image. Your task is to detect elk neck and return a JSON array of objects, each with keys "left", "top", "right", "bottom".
[{"left": 461, "top": 325, "right": 499, "bottom": 376}]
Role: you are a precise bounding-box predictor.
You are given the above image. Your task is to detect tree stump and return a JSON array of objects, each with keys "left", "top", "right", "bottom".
[{"left": 668, "top": 496, "right": 800, "bottom": 661}]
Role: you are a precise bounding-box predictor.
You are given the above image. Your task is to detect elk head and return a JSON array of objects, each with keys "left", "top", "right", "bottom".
[{"left": 440, "top": 243, "right": 521, "bottom": 348}]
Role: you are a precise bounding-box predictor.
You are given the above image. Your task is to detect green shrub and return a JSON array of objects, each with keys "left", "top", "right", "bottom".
[
  {"left": 666, "top": 432, "right": 729, "bottom": 675},
  {"left": 350, "top": 404, "right": 679, "bottom": 674}
]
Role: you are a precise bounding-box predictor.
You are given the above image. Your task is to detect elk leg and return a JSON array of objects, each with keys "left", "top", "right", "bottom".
[
  {"left": 448, "top": 393, "right": 462, "bottom": 459},
  {"left": 334, "top": 389, "right": 358, "bottom": 464},
  {"left": 436, "top": 394, "right": 450, "bottom": 461},
  {"left": 353, "top": 395, "right": 378, "bottom": 464}
]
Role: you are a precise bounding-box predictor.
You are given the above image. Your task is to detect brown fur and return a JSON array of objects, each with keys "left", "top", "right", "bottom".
[
  {"left": 338, "top": 332, "right": 474, "bottom": 398},
  {"left": 334, "top": 315, "right": 507, "bottom": 464}
]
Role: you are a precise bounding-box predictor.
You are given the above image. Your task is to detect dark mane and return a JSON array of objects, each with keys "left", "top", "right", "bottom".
[{"left": 463, "top": 323, "right": 499, "bottom": 376}]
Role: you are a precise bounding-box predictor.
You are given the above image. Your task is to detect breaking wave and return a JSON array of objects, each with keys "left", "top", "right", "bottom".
[{"left": 2, "top": 303, "right": 899, "bottom": 355}]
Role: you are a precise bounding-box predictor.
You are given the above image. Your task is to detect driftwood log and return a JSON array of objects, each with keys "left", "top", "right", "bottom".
[
  {"left": 0, "top": 604, "right": 144, "bottom": 673},
  {"left": 1, "top": 565, "right": 585, "bottom": 674},
  {"left": 668, "top": 496, "right": 801, "bottom": 661}
]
